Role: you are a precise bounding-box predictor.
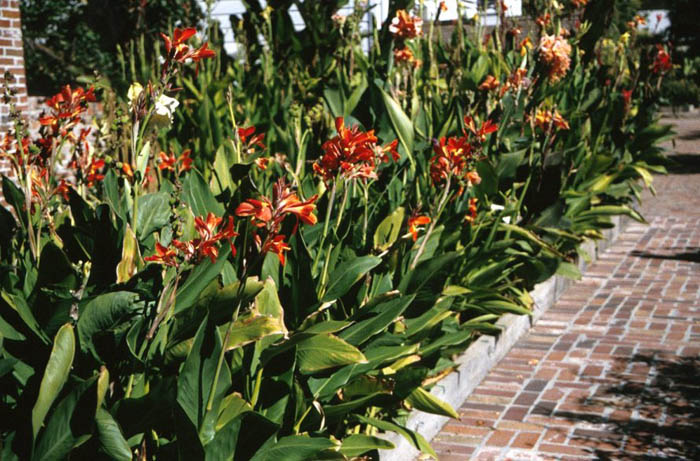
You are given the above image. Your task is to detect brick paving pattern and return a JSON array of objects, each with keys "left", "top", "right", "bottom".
[{"left": 431, "top": 117, "right": 700, "bottom": 460}]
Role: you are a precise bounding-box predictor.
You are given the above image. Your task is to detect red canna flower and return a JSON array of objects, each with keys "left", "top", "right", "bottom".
[
  {"left": 262, "top": 234, "right": 291, "bottom": 265},
  {"left": 235, "top": 199, "right": 273, "bottom": 226},
  {"left": 85, "top": 158, "right": 105, "bottom": 187},
  {"left": 277, "top": 191, "right": 318, "bottom": 226},
  {"left": 160, "top": 27, "right": 216, "bottom": 72},
  {"left": 314, "top": 117, "right": 397, "bottom": 182},
  {"left": 389, "top": 10, "right": 423, "bottom": 39},
  {"left": 144, "top": 242, "right": 179, "bottom": 267},
  {"left": 235, "top": 179, "right": 317, "bottom": 265},
  {"left": 177, "top": 149, "right": 192, "bottom": 174},
  {"left": 407, "top": 214, "right": 431, "bottom": 241},
  {"left": 39, "top": 85, "right": 95, "bottom": 130},
  {"left": 158, "top": 151, "right": 177, "bottom": 171},
  {"left": 652, "top": 45, "right": 672, "bottom": 74},
  {"left": 238, "top": 126, "right": 266, "bottom": 155},
  {"left": 53, "top": 179, "right": 71, "bottom": 201},
  {"left": 156, "top": 213, "right": 238, "bottom": 265},
  {"left": 463, "top": 116, "right": 499, "bottom": 142}
]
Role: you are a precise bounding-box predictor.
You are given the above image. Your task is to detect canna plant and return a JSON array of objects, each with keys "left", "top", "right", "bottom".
[{"left": 0, "top": 1, "right": 671, "bottom": 459}]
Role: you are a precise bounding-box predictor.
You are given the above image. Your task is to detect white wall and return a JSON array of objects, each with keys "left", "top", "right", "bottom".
[
  {"left": 637, "top": 9, "right": 670, "bottom": 35},
  {"left": 199, "top": 0, "right": 391, "bottom": 55}
]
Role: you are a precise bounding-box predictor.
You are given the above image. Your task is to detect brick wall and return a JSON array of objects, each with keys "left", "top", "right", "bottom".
[{"left": 0, "top": 0, "right": 28, "bottom": 181}]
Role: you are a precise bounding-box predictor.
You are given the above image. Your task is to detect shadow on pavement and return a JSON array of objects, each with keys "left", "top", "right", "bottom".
[
  {"left": 630, "top": 248, "right": 700, "bottom": 263},
  {"left": 554, "top": 354, "right": 700, "bottom": 460},
  {"left": 665, "top": 153, "right": 700, "bottom": 174}
]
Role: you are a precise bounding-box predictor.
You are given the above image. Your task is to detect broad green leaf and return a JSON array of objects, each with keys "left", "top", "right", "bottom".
[
  {"left": 136, "top": 192, "right": 171, "bottom": 240},
  {"left": 95, "top": 408, "right": 132, "bottom": 461},
  {"left": 339, "top": 295, "right": 414, "bottom": 346},
  {"left": 77, "top": 292, "right": 142, "bottom": 357},
  {"left": 225, "top": 313, "right": 287, "bottom": 351},
  {"left": 376, "top": 83, "right": 414, "bottom": 164},
  {"left": 340, "top": 434, "right": 395, "bottom": 457},
  {"left": 181, "top": 170, "right": 225, "bottom": 217},
  {"left": 373, "top": 207, "right": 405, "bottom": 251},
  {"left": 0, "top": 291, "right": 48, "bottom": 343},
  {"left": 406, "top": 386, "right": 459, "bottom": 418},
  {"left": 211, "top": 145, "right": 234, "bottom": 195},
  {"left": 32, "top": 323, "right": 75, "bottom": 439},
  {"left": 321, "top": 256, "right": 381, "bottom": 302},
  {"left": 216, "top": 393, "right": 252, "bottom": 431},
  {"left": 354, "top": 415, "right": 437, "bottom": 459},
  {"left": 177, "top": 316, "right": 230, "bottom": 439},
  {"left": 249, "top": 435, "right": 339, "bottom": 461},
  {"left": 556, "top": 261, "right": 581, "bottom": 280},
  {"left": 296, "top": 334, "right": 367, "bottom": 374},
  {"left": 32, "top": 380, "right": 92, "bottom": 460},
  {"left": 174, "top": 245, "right": 231, "bottom": 314}
]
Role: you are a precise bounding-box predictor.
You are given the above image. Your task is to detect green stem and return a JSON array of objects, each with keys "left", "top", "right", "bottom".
[{"left": 410, "top": 175, "right": 452, "bottom": 270}]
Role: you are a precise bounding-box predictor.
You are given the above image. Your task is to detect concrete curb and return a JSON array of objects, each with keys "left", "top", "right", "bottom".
[{"left": 379, "top": 215, "right": 628, "bottom": 461}]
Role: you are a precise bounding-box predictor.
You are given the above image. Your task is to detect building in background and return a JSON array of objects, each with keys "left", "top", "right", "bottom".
[{"left": 198, "top": 0, "right": 522, "bottom": 55}]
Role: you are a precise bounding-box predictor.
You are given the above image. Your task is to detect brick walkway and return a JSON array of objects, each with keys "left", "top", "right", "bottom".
[{"left": 431, "top": 116, "right": 700, "bottom": 460}]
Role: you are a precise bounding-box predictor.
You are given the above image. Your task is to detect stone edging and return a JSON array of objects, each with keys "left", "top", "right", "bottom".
[{"left": 378, "top": 215, "right": 629, "bottom": 461}]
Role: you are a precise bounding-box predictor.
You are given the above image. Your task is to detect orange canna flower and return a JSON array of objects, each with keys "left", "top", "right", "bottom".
[
  {"left": 408, "top": 215, "right": 431, "bottom": 241},
  {"left": 86, "top": 158, "right": 105, "bottom": 187},
  {"left": 238, "top": 126, "right": 266, "bottom": 155},
  {"left": 314, "top": 117, "right": 396, "bottom": 182},
  {"left": 532, "top": 108, "right": 570, "bottom": 131},
  {"left": 262, "top": 234, "right": 291, "bottom": 265},
  {"left": 538, "top": 34, "right": 572, "bottom": 83},
  {"left": 235, "top": 199, "right": 273, "bottom": 226},
  {"left": 479, "top": 75, "right": 500, "bottom": 91},
  {"left": 144, "top": 242, "right": 179, "bottom": 267},
  {"left": 389, "top": 10, "right": 423, "bottom": 39},
  {"left": 158, "top": 151, "right": 177, "bottom": 171},
  {"left": 464, "top": 198, "right": 478, "bottom": 223}
]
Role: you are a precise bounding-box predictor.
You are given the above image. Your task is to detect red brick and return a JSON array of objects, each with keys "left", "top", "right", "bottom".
[
  {"left": 512, "top": 432, "right": 540, "bottom": 449},
  {"left": 485, "top": 430, "right": 515, "bottom": 447}
]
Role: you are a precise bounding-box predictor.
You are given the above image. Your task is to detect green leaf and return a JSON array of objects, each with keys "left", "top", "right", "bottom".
[
  {"left": 77, "top": 292, "right": 142, "bottom": 357},
  {"left": 354, "top": 415, "right": 437, "bottom": 459},
  {"left": 181, "top": 170, "right": 225, "bottom": 217},
  {"left": 135, "top": 141, "right": 150, "bottom": 178},
  {"left": 225, "top": 313, "right": 287, "bottom": 351},
  {"left": 339, "top": 434, "right": 395, "bottom": 457},
  {"left": 373, "top": 207, "right": 405, "bottom": 251},
  {"left": 0, "top": 291, "right": 48, "bottom": 343},
  {"left": 249, "top": 435, "right": 339, "bottom": 461},
  {"left": 296, "top": 334, "right": 368, "bottom": 374},
  {"left": 556, "top": 261, "right": 581, "bottom": 280},
  {"left": 406, "top": 387, "right": 459, "bottom": 418},
  {"left": 321, "top": 256, "right": 381, "bottom": 302},
  {"left": 32, "top": 380, "right": 91, "bottom": 461},
  {"left": 32, "top": 323, "right": 75, "bottom": 439},
  {"left": 136, "top": 192, "right": 171, "bottom": 240},
  {"left": 376, "top": 83, "right": 414, "bottom": 164},
  {"left": 95, "top": 408, "right": 132, "bottom": 461},
  {"left": 216, "top": 393, "right": 252, "bottom": 431},
  {"left": 174, "top": 245, "right": 231, "bottom": 314},
  {"left": 177, "top": 316, "right": 230, "bottom": 438},
  {"left": 339, "top": 295, "right": 414, "bottom": 346}
]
